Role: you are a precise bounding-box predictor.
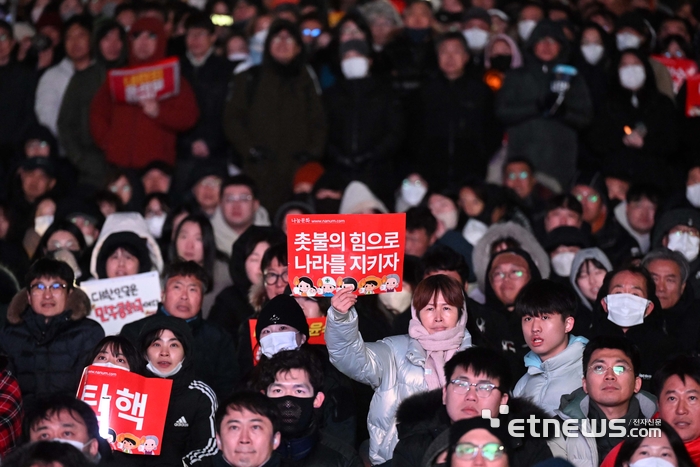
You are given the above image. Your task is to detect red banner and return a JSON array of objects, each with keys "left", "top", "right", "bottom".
[
  {"left": 287, "top": 214, "right": 405, "bottom": 297},
  {"left": 652, "top": 55, "right": 698, "bottom": 94},
  {"left": 249, "top": 317, "right": 327, "bottom": 365},
  {"left": 108, "top": 57, "right": 181, "bottom": 103},
  {"left": 77, "top": 365, "right": 172, "bottom": 455}
]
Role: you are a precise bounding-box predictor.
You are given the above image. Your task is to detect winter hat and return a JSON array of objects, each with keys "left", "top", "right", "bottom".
[
  {"left": 615, "top": 11, "right": 648, "bottom": 37},
  {"left": 187, "top": 160, "right": 226, "bottom": 190},
  {"left": 20, "top": 156, "right": 56, "bottom": 178},
  {"left": 488, "top": 9, "right": 509, "bottom": 22},
  {"left": 340, "top": 38, "right": 370, "bottom": 58},
  {"left": 140, "top": 161, "right": 174, "bottom": 178},
  {"left": 448, "top": 418, "right": 512, "bottom": 463},
  {"left": 651, "top": 208, "right": 700, "bottom": 248},
  {"left": 462, "top": 7, "right": 491, "bottom": 26},
  {"left": 138, "top": 315, "right": 194, "bottom": 359},
  {"left": 543, "top": 226, "right": 593, "bottom": 252},
  {"left": 96, "top": 232, "right": 152, "bottom": 279},
  {"left": 293, "top": 162, "right": 325, "bottom": 190},
  {"left": 339, "top": 181, "right": 388, "bottom": 214},
  {"left": 255, "top": 294, "right": 310, "bottom": 339}
]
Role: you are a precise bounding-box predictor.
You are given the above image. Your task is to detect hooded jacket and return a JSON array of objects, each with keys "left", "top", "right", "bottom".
[
  {"left": 89, "top": 212, "right": 164, "bottom": 280},
  {"left": 324, "top": 304, "right": 472, "bottom": 465},
  {"left": 398, "top": 391, "right": 553, "bottom": 467},
  {"left": 90, "top": 17, "right": 199, "bottom": 169},
  {"left": 484, "top": 34, "right": 523, "bottom": 69},
  {"left": 549, "top": 388, "right": 657, "bottom": 467},
  {"left": 658, "top": 285, "right": 700, "bottom": 353},
  {"left": 514, "top": 335, "right": 589, "bottom": 415},
  {"left": 58, "top": 20, "right": 129, "bottom": 187},
  {"left": 496, "top": 20, "right": 593, "bottom": 188},
  {"left": 569, "top": 248, "right": 613, "bottom": 337},
  {"left": 651, "top": 208, "right": 700, "bottom": 297},
  {"left": 0, "top": 287, "right": 105, "bottom": 411},
  {"left": 134, "top": 316, "right": 218, "bottom": 467}
]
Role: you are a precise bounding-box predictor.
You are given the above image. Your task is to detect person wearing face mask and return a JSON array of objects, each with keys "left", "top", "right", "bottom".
[
  {"left": 574, "top": 23, "right": 612, "bottom": 115},
  {"left": 27, "top": 394, "right": 136, "bottom": 467},
  {"left": 516, "top": 2, "right": 544, "bottom": 44},
  {"left": 651, "top": 209, "right": 700, "bottom": 299},
  {"left": 136, "top": 316, "right": 218, "bottom": 467},
  {"left": 496, "top": 20, "right": 593, "bottom": 191},
  {"left": 586, "top": 49, "right": 678, "bottom": 190},
  {"left": 323, "top": 38, "right": 403, "bottom": 205},
  {"left": 610, "top": 421, "right": 696, "bottom": 467},
  {"left": 483, "top": 34, "right": 522, "bottom": 91},
  {"left": 253, "top": 349, "right": 363, "bottom": 467},
  {"left": 411, "top": 32, "right": 500, "bottom": 187},
  {"left": 591, "top": 266, "right": 675, "bottom": 385},
  {"left": 544, "top": 226, "right": 593, "bottom": 285},
  {"left": 460, "top": 8, "right": 491, "bottom": 70}
]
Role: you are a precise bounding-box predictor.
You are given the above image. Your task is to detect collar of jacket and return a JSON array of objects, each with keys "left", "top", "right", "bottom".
[
  {"left": 7, "top": 287, "right": 91, "bottom": 325},
  {"left": 158, "top": 303, "right": 201, "bottom": 324},
  {"left": 557, "top": 387, "right": 657, "bottom": 421},
  {"left": 523, "top": 335, "right": 589, "bottom": 373},
  {"left": 277, "top": 425, "right": 318, "bottom": 462}
]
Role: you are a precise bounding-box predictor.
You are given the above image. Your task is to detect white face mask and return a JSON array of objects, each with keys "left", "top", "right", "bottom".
[
  {"left": 401, "top": 183, "right": 427, "bottom": 206},
  {"left": 379, "top": 290, "right": 413, "bottom": 313},
  {"left": 145, "top": 214, "right": 166, "bottom": 239},
  {"left": 619, "top": 64, "right": 645, "bottom": 91},
  {"left": 463, "top": 28, "right": 489, "bottom": 51},
  {"left": 551, "top": 251, "right": 576, "bottom": 277},
  {"left": 341, "top": 56, "right": 370, "bottom": 79},
  {"left": 435, "top": 210, "right": 459, "bottom": 231},
  {"left": 91, "top": 362, "right": 128, "bottom": 370},
  {"left": 667, "top": 231, "right": 700, "bottom": 262},
  {"left": 228, "top": 52, "right": 249, "bottom": 62},
  {"left": 518, "top": 20, "right": 537, "bottom": 41},
  {"left": 616, "top": 32, "right": 642, "bottom": 50},
  {"left": 84, "top": 234, "right": 95, "bottom": 247},
  {"left": 147, "top": 360, "right": 184, "bottom": 378},
  {"left": 630, "top": 458, "right": 677, "bottom": 467},
  {"left": 605, "top": 293, "right": 649, "bottom": 327},
  {"left": 259, "top": 331, "right": 300, "bottom": 358},
  {"left": 52, "top": 438, "right": 86, "bottom": 452},
  {"left": 35, "top": 215, "right": 54, "bottom": 237},
  {"left": 581, "top": 43, "right": 604, "bottom": 65},
  {"left": 462, "top": 218, "right": 488, "bottom": 246},
  {"left": 687, "top": 183, "right": 700, "bottom": 208}
]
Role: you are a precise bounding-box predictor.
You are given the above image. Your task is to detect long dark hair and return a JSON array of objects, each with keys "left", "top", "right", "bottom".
[
  {"left": 169, "top": 213, "right": 217, "bottom": 278},
  {"left": 614, "top": 420, "right": 695, "bottom": 467},
  {"left": 33, "top": 219, "right": 87, "bottom": 261},
  {"left": 85, "top": 336, "right": 144, "bottom": 374}
]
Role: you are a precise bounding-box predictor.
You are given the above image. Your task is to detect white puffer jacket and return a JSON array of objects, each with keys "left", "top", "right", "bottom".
[{"left": 325, "top": 306, "right": 472, "bottom": 465}]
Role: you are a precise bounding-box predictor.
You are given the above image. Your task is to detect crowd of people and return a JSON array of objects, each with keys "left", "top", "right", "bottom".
[{"left": 2, "top": 0, "right": 700, "bottom": 464}]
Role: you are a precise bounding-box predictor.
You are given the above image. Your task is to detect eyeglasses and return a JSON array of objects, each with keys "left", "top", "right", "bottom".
[
  {"left": 450, "top": 379, "right": 501, "bottom": 396},
  {"left": 402, "top": 179, "right": 424, "bottom": 188},
  {"left": 29, "top": 282, "right": 68, "bottom": 294},
  {"left": 670, "top": 229, "right": 700, "bottom": 238},
  {"left": 48, "top": 240, "right": 79, "bottom": 251},
  {"left": 224, "top": 194, "right": 253, "bottom": 203},
  {"left": 264, "top": 271, "right": 288, "bottom": 286},
  {"left": 199, "top": 178, "right": 222, "bottom": 188},
  {"left": 69, "top": 216, "right": 93, "bottom": 227},
  {"left": 0, "top": 34, "right": 10, "bottom": 42},
  {"left": 507, "top": 171, "right": 530, "bottom": 180},
  {"left": 303, "top": 28, "right": 321, "bottom": 37},
  {"left": 110, "top": 185, "right": 131, "bottom": 194},
  {"left": 454, "top": 442, "right": 506, "bottom": 461},
  {"left": 490, "top": 269, "right": 526, "bottom": 282},
  {"left": 574, "top": 194, "right": 600, "bottom": 203},
  {"left": 588, "top": 364, "right": 631, "bottom": 376}
]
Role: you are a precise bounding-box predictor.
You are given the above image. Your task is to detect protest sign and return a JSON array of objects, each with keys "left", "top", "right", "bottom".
[
  {"left": 78, "top": 365, "right": 172, "bottom": 455},
  {"left": 81, "top": 271, "right": 161, "bottom": 335},
  {"left": 652, "top": 55, "right": 698, "bottom": 94},
  {"left": 686, "top": 74, "right": 700, "bottom": 117},
  {"left": 287, "top": 214, "right": 405, "bottom": 296},
  {"left": 248, "top": 317, "right": 327, "bottom": 365},
  {"left": 108, "top": 57, "right": 181, "bottom": 103}
]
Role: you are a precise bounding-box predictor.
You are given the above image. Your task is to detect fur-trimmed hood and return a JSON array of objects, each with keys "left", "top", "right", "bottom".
[{"left": 6, "top": 287, "right": 91, "bottom": 325}]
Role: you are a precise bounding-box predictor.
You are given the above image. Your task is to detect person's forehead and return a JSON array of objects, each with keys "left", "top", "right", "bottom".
[
  {"left": 144, "top": 168, "right": 169, "bottom": 179},
  {"left": 669, "top": 224, "right": 699, "bottom": 234},
  {"left": 225, "top": 407, "right": 273, "bottom": 425},
  {"left": 662, "top": 374, "right": 700, "bottom": 393},
  {"left": 549, "top": 207, "right": 577, "bottom": 217},
  {"left": 451, "top": 365, "right": 499, "bottom": 384},
  {"left": 167, "top": 275, "right": 203, "bottom": 289},
  {"left": 647, "top": 259, "right": 681, "bottom": 276},
  {"left": 66, "top": 24, "right": 90, "bottom": 36},
  {"left": 223, "top": 184, "right": 252, "bottom": 195},
  {"left": 610, "top": 271, "right": 646, "bottom": 291},
  {"left": 33, "top": 409, "right": 87, "bottom": 430},
  {"left": 572, "top": 184, "right": 598, "bottom": 195},
  {"left": 274, "top": 368, "right": 312, "bottom": 386},
  {"left": 438, "top": 38, "right": 467, "bottom": 53},
  {"left": 505, "top": 162, "right": 531, "bottom": 173},
  {"left": 629, "top": 197, "right": 655, "bottom": 208},
  {"left": 491, "top": 253, "right": 528, "bottom": 270},
  {"left": 31, "top": 275, "right": 65, "bottom": 285},
  {"left": 590, "top": 348, "right": 632, "bottom": 365}
]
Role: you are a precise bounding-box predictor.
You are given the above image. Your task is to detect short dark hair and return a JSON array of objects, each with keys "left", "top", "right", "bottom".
[
  {"left": 2, "top": 441, "right": 92, "bottom": 467},
  {"left": 582, "top": 336, "right": 641, "bottom": 377},
  {"left": 652, "top": 355, "right": 700, "bottom": 399},
  {"left": 221, "top": 174, "right": 258, "bottom": 199},
  {"left": 254, "top": 349, "right": 324, "bottom": 394},
  {"left": 626, "top": 183, "right": 662, "bottom": 206},
  {"left": 140, "top": 327, "right": 190, "bottom": 358},
  {"left": 136, "top": 3, "right": 167, "bottom": 21},
  {"left": 216, "top": 391, "right": 281, "bottom": 434},
  {"left": 435, "top": 31, "right": 468, "bottom": 53},
  {"left": 0, "top": 19, "right": 12, "bottom": 38},
  {"left": 503, "top": 157, "right": 535, "bottom": 175},
  {"left": 406, "top": 206, "right": 437, "bottom": 237},
  {"left": 546, "top": 194, "right": 583, "bottom": 216},
  {"left": 602, "top": 265, "right": 656, "bottom": 300},
  {"left": 25, "top": 258, "right": 75, "bottom": 290},
  {"left": 162, "top": 260, "right": 212, "bottom": 294},
  {"left": 420, "top": 244, "right": 470, "bottom": 285},
  {"left": 185, "top": 11, "right": 215, "bottom": 33},
  {"left": 86, "top": 336, "right": 144, "bottom": 374},
  {"left": 514, "top": 279, "right": 578, "bottom": 320},
  {"left": 412, "top": 274, "right": 464, "bottom": 318},
  {"left": 63, "top": 14, "right": 93, "bottom": 36},
  {"left": 26, "top": 395, "right": 100, "bottom": 441},
  {"left": 261, "top": 243, "right": 288, "bottom": 272},
  {"left": 444, "top": 347, "right": 513, "bottom": 392},
  {"left": 614, "top": 420, "right": 696, "bottom": 467}
]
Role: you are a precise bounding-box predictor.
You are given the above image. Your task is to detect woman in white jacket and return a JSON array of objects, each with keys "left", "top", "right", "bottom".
[{"left": 326, "top": 274, "right": 472, "bottom": 465}]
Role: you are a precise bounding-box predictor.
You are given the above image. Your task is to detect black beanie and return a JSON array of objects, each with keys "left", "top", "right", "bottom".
[{"left": 255, "top": 295, "right": 310, "bottom": 340}]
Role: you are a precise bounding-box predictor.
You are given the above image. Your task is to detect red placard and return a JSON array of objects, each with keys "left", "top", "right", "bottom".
[
  {"left": 108, "top": 57, "right": 181, "bottom": 103},
  {"left": 287, "top": 214, "right": 405, "bottom": 297},
  {"left": 652, "top": 55, "right": 698, "bottom": 94},
  {"left": 685, "top": 74, "right": 700, "bottom": 117},
  {"left": 249, "top": 317, "right": 326, "bottom": 365},
  {"left": 77, "top": 365, "right": 172, "bottom": 455}
]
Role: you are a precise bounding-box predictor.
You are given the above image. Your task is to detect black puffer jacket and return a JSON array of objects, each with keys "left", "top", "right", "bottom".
[
  {"left": 394, "top": 390, "right": 553, "bottom": 467},
  {"left": 133, "top": 316, "right": 218, "bottom": 467},
  {"left": 0, "top": 287, "right": 105, "bottom": 411},
  {"left": 277, "top": 428, "right": 362, "bottom": 467}
]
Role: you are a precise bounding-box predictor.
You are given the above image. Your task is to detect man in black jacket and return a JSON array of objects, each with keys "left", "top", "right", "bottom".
[
  {"left": 254, "top": 349, "right": 362, "bottom": 467},
  {"left": 392, "top": 347, "right": 552, "bottom": 467},
  {"left": 120, "top": 261, "right": 239, "bottom": 400}
]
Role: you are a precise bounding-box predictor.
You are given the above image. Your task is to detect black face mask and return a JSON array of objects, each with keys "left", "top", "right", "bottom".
[
  {"left": 405, "top": 27, "right": 431, "bottom": 43},
  {"left": 314, "top": 198, "right": 341, "bottom": 214},
  {"left": 435, "top": 9, "right": 463, "bottom": 24},
  {"left": 490, "top": 55, "right": 512, "bottom": 72},
  {"left": 275, "top": 396, "right": 316, "bottom": 436}
]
